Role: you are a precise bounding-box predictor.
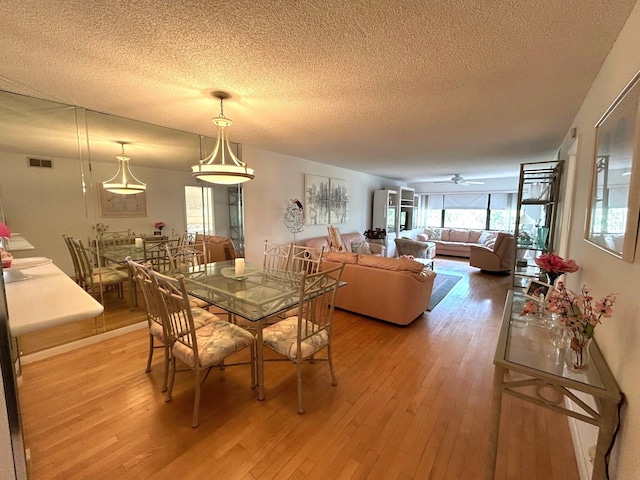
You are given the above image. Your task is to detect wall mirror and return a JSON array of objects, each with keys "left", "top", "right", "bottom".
[
  {"left": 0, "top": 89, "right": 245, "bottom": 353},
  {"left": 586, "top": 69, "right": 640, "bottom": 262}
]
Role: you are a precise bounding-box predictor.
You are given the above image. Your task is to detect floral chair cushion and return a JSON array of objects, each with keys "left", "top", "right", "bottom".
[
  {"left": 262, "top": 317, "right": 330, "bottom": 359},
  {"left": 172, "top": 321, "right": 255, "bottom": 368}
]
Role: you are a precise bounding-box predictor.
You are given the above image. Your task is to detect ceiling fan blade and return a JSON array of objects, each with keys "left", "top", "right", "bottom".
[{"left": 465, "top": 181, "right": 485, "bottom": 185}]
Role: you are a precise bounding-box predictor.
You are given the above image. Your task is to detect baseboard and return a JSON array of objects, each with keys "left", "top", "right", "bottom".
[
  {"left": 565, "top": 393, "right": 598, "bottom": 480},
  {"left": 20, "top": 321, "right": 147, "bottom": 365}
]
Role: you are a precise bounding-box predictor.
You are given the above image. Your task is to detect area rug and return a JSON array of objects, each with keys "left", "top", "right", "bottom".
[{"left": 427, "top": 273, "right": 463, "bottom": 311}]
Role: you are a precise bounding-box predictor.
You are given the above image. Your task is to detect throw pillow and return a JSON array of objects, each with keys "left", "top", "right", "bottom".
[
  {"left": 423, "top": 227, "right": 441, "bottom": 240},
  {"left": 477, "top": 231, "right": 496, "bottom": 244},
  {"left": 351, "top": 241, "right": 372, "bottom": 255}
]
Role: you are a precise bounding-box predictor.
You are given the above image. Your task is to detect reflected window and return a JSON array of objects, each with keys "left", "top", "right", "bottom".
[{"left": 185, "top": 186, "right": 215, "bottom": 235}]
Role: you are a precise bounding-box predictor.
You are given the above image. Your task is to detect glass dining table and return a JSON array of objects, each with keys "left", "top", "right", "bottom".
[
  {"left": 177, "top": 260, "right": 304, "bottom": 401},
  {"left": 94, "top": 243, "right": 312, "bottom": 400}
]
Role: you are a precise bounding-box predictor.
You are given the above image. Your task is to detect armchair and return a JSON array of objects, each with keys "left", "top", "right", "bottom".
[
  {"left": 394, "top": 237, "right": 436, "bottom": 259},
  {"left": 469, "top": 232, "right": 515, "bottom": 273}
]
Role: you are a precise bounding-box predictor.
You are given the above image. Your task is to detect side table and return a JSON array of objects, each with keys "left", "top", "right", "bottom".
[{"left": 486, "top": 290, "right": 622, "bottom": 480}]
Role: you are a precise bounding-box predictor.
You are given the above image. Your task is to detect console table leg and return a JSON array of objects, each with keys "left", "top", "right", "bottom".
[
  {"left": 486, "top": 365, "right": 506, "bottom": 480},
  {"left": 592, "top": 399, "right": 620, "bottom": 480}
]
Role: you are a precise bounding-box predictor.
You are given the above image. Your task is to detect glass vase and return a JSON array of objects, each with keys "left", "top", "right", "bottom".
[
  {"left": 546, "top": 271, "right": 559, "bottom": 286},
  {"left": 565, "top": 336, "right": 592, "bottom": 371}
]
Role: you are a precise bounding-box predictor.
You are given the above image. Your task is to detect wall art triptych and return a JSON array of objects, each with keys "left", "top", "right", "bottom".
[{"left": 304, "top": 174, "right": 349, "bottom": 225}]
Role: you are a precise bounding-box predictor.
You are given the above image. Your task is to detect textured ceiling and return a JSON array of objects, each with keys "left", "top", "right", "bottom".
[{"left": 0, "top": 0, "right": 636, "bottom": 183}]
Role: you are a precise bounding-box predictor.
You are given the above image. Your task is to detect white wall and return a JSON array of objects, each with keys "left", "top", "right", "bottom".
[
  {"left": 0, "top": 152, "right": 200, "bottom": 276},
  {"left": 556, "top": 4, "right": 640, "bottom": 479},
  {"left": 241, "top": 145, "right": 400, "bottom": 263}
]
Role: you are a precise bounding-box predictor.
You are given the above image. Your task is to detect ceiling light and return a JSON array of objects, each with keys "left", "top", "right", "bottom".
[
  {"left": 192, "top": 91, "right": 254, "bottom": 185},
  {"left": 102, "top": 142, "right": 147, "bottom": 195}
]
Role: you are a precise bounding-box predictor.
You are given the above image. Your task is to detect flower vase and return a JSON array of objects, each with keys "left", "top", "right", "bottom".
[
  {"left": 565, "top": 336, "right": 591, "bottom": 371},
  {"left": 536, "top": 226, "right": 549, "bottom": 249},
  {"left": 545, "top": 272, "right": 559, "bottom": 286}
]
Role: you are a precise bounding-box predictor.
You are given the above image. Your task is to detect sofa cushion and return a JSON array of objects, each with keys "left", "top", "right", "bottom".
[
  {"left": 439, "top": 228, "right": 451, "bottom": 241},
  {"left": 449, "top": 229, "right": 470, "bottom": 242},
  {"left": 477, "top": 231, "right": 495, "bottom": 244},
  {"left": 324, "top": 251, "right": 359, "bottom": 264},
  {"left": 358, "top": 254, "right": 424, "bottom": 273},
  {"left": 423, "top": 227, "right": 441, "bottom": 240},
  {"left": 468, "top": 229, "right": 483, "bottom": 243},
  {"left": 351, "top": 240, "right": 372, "bottom": 255}
]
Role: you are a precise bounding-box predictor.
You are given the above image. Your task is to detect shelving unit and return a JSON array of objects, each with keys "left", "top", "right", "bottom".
[
  {"left": 511, "top": 160, "right": 563, "bottom": 290},
  {"left": 228, "top": 186, "right": 245, "bottom": 256},
  {"left": 372, "top": 189, "right": 398, "bottom": 257},
  {"left": 372, "top": 186, "right": 417, "bottom": 257}
]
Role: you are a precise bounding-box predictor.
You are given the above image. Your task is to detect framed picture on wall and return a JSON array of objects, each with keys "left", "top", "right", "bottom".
[
  {"left": 329, "top": 178, "right": 349, "bottom": 224},
  {"left": 304, "top": 174, "right": 329, "bottom": 225},
  {"left": 99, "top": 184, "right": 147, "bottom": 217}
]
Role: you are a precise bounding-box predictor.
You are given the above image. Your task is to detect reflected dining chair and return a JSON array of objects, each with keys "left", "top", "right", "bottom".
[
  {"left": 263, "top": 241, "right": 292, "bottom": 271},
  {"left": 164, "top": 243, "right": 213, "bottom": 310},
  {"left": 71, "top": 237, "right": 129, "bottom": 303},
  {"left": 153, "top": 270, "right": 256, "bottom": 427},
  {"left": 289, "top": 244, "right": 324, "bottom": 274},
  {"left": 142, "top": 238, "right": 177, "bottom": 273},
  {"left": 262, "top": 263, "right": 345, "bottom": 414},
  {"left": 62, "top": 235, "right": 83, "bottom": 285},
  {"left": 126, "top": 257, "right": 222, "bottom": 392}
]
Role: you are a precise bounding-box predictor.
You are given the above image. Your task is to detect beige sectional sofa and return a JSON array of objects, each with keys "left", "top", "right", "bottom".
[
  {"left": 322, "top": 251, "right": 436, "bottom": 326},
  {"left": 305, "top": 231, "right": 385, "bottom": 256},
  {"left": 417, "top": 227, "right": 499, "bottom": 258}
]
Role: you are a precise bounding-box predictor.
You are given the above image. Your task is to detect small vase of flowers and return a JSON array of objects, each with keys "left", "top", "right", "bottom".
[
  {"left": 534, "top": 252, "right": 579, "bottom": 285},
  {"left": 546, "top": 282, "right": 617, "bottom": 370}
]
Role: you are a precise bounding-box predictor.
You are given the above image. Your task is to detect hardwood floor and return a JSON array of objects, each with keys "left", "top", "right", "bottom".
[{"left": 17, "top": 257, "right": 580, "bottom": 479}]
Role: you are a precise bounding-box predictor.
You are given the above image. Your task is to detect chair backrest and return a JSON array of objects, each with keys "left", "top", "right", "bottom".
[
  {"left": 143, "top": 238, "right": 178, "bottom": 273},
  {"left": 62, "top": 235, "right": 83, "bottom": 284},
  {"left": 493, "top": 233, "right": 515, "bottom": 270},
  {"left": 70, "top": 237, "right": 94, "bottom": 288},
  {"left": 126, "top": 257, "right": 164, "bottom": 331},
  {"left": 98, "top": 230, "right": 133, "bottom": 247},
  {"left": 152, "top": 270, "right": 199, "bottom": 358},
  {"left": 166, "top": 243, "right": 208, "bottom": 274},
  {"left": 293, "top": 263, "right": 345, "bottom": 358},
  {"left": 263, "top": 241, "right": 292, "bottom": 270},
  {"left": 327, "top": 226, "right": 343, "bottom": 251},
  {"left": 394, "top": 237, "right": 428, "bottom": 258},
  {"left": 195, "top": 234, "right": 237, "bottom": 262},
  {"left": 289, "top": 244, "right": 324, "bottom": 274}
]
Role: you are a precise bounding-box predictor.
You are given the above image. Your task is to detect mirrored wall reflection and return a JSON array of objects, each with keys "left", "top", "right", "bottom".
[{"left": 0, "top": 89, "right": 245, "bottom": 354}]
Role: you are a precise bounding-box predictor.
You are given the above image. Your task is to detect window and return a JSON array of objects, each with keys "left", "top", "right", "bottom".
[
  {"left": 419, "top": 192, "right": 516, "bottom": 231},
  {"left": 185, "top": 186, "right": 215, "bottom": 235}
]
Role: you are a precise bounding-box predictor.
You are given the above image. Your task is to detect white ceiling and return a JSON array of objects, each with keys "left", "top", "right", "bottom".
[{"left": 0, "top": 0, "right": 636, "bottom": 183}]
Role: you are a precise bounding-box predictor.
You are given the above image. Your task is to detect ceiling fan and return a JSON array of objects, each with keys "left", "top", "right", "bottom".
[{"left": 436, "top": 174, "right": 485, "bottom": 186}]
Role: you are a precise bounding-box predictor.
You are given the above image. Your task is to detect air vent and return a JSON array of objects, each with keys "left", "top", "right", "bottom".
[{"left": 28, "top": 158, "right": 53, "bottom": 168}]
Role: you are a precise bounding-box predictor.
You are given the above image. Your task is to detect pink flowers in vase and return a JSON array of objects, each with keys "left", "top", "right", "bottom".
[{"left": 534, "top": 253, "right": 579, "bottom": 274}]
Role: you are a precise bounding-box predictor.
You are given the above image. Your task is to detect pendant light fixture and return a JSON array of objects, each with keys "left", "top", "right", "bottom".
[
  {"left": 103, "top": 142, "right": 147, "bottom": 195},
  {"left": 192, "top": 91, "right": 254, "bottom": 185}
]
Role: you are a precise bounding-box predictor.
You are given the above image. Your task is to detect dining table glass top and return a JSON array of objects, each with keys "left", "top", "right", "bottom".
[{"left": 176, "top": 260, "right": 303, "bottom": 322}]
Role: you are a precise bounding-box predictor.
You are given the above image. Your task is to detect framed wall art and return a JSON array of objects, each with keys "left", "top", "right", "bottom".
[
  {"left": 99, "top": 184, "right": 147, "bottom": 218},
  {"left": 329, "top": 178, "right": 349, "bottom": 224},
  {"left": 585, "top": 68, "right": 640, "bottom": 262},
  {"left": 304, "top": 174, "right": 329, "bottom": 225}
]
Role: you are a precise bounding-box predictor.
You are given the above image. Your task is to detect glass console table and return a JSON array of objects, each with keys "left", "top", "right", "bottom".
[{"left": 486, "top": 290, "right": 622, "bottom": 480}]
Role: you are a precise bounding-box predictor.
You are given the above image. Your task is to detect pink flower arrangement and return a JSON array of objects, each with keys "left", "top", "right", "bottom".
[
  {"left": 154, "top": 222, "right": 165, "bottom": 230},
  {"left": 546, "top": 282, "right": 616, "bottom": 339},
  {"left": 534, "top": 253, "right": 579, "bottom": 275}
]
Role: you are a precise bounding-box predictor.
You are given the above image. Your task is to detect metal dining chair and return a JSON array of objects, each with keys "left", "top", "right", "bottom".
[
  {"left": 152, "top": 269, "right": 256, "bottom": 427},
  {"left": 261, "top": 263, "right": 345, "bottom": 414}
]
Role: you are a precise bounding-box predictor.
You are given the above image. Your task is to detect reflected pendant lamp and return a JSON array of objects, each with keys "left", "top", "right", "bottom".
[
  {"left": 103, "top": 142, "right": 147, "bottom": 195},
  {"left": 191, "top": 91, "right": 254, "bottom": 185}
]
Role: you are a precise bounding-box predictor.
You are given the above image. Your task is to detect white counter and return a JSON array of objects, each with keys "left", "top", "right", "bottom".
[{"left": 5, "top": 261, "right": 104, "bottom": 336}]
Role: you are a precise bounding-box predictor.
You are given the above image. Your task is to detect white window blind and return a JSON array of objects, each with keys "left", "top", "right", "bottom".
[
  {"left": 427, "top": 194, "right": 444, "bottom": 210},
  {"left": 489, "top": 193, "right": 509, "bottom": 210},
  {"left": 443, "top": 194, "right": 488, "bottom": 209}
]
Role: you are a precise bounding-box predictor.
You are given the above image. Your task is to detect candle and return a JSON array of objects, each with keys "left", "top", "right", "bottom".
[
  {"left": 135, "top": 237, "right": 143, "bottom": 248},
  {"left": 235, "top": 257, "right": 245, "bottom": 275}
]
